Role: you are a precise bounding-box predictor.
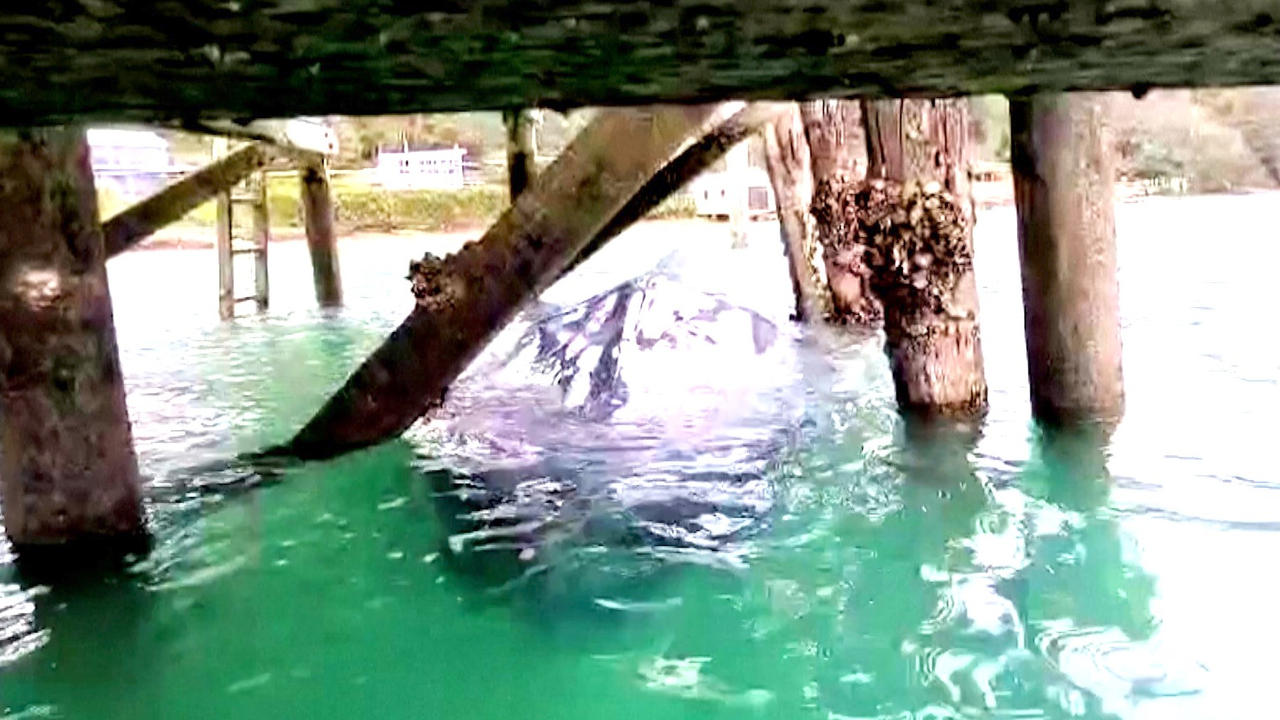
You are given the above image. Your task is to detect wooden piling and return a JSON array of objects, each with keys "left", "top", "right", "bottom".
[
  {"left": 504, "top": 109, "right": 538, "bottom": 201},
  {"left": 814, "top": 99, "right": 987, "bottom": 416},
  {"left": 278, "top": 103, "right": 746, "bottom": 460},
  {"left": 0, "top": 128, "right": 146, "bottom": 554},
  {"left": 251, "top": 170, "right": 271, "bottom": 312},
  {"left": 762, "top": 105, "right": 826, "bottom": 321},
  {"left": 1010, "top": 93, "right": 1124, "bottom": 424},
  {"left": 300, "top": 159, "right": 342, "bottom": 307},
  {"left": 564, "top": 103, "right": 788, "bottom": 277},
  {"left": 801, "top": 99, "right": 879, "bottom": 324},
  {"left": 214, "top": 139, "right": 235, "bottom": 320}
]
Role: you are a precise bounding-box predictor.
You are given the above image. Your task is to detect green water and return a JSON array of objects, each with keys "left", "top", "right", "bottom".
[{"left": 3, "top": 198, "right": 1279, "bottom": 719}]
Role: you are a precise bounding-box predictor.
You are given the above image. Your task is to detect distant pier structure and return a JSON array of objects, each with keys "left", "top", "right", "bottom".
[{"left": 4, "top": 0, "right": 1276, "bottom": 559}]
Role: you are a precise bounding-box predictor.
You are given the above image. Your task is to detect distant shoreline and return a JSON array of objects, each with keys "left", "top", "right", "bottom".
[
  {"left": 125, "top": 224, "right": 489, "bottom": 252},
  {"left": 118, "top": 190, "right": 1279, "bottom": 253},
  {"left": 117, "top": 217, "right": 709, "bottom": 253}
]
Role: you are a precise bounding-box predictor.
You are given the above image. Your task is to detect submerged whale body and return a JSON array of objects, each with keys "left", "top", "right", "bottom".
[{"left": 412, "top": 270, "right": 804, "bottom": 588}]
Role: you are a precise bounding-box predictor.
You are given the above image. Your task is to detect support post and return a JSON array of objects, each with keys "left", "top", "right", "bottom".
[
  {"left": 815, "top": 99, "right": 987, "bottom": 416},
  {"left": 801, "top": 99, "right": 879, "bottom": 324},
  {"left": 762, "top": 105, "right": 826, "bottom": 321},
  {"left": 252, "top": 170, "right": 270, "bottom": 312},
  {"left": 300, "top": 159, "right": 342, "bottom": 306},
  {"left": 214, "top": 139, "right": 235, "bottom": 320},
  {"left": 276, "top": 103, "right": 747, "bottom": 460},
  {"left": 0, "top": 128, "right": 146, "bottom": 555},
  {"left": 1010, "top": 93, "right": 1124, "bottom": 424},
  {"left": 504, "top": 108, "right": 538, "bottom": 201}
]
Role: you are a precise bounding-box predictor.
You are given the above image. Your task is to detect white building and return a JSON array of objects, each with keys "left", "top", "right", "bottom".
[
  {"left": 687, "top": 167, "right": 776, "bottom": 219},
  {"left": 88, "top": 128, "right": 179, "bottom": 200},
  {"left": 375, "top": 145, "right": 468, "bottom": 190}
]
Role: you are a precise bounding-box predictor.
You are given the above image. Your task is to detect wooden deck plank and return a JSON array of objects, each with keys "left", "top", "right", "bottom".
[{"left": 3, "top": 2, "right": 1280, "bottom": 124}]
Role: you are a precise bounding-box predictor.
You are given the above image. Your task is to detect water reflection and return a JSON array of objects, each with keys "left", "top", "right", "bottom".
[{"left": 1015, "top": 425, "right": 1207, "bottom": 717}]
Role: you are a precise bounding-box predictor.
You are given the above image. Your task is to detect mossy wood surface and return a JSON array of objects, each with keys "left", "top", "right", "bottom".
[{"left": 5, "top": 1, "right": 1280, "bottom": 125}]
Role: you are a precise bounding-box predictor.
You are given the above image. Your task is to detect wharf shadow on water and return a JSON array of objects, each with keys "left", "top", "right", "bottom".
[
  {"left": 404, "top": 407, "right": 1182, "bottom": 717},
  {"left": 0, "top": 407, "right": 1182, "bottom": 719}
]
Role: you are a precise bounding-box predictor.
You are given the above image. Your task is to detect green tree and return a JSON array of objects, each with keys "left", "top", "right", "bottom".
[{"left": 969, "top": 95, "right": 1011, "bottom": 162}]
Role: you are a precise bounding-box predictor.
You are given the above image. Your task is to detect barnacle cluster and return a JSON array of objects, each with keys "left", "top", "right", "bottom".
[
  {"left": 407, "top": 252, "right": 462, "bottom": 311},
  {"left": 812, "top": 178, "right": 971, "bottom": 316}
]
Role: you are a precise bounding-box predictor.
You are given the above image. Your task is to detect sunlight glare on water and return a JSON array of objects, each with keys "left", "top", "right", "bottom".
[{"left": 2, "top": 198, "right": 1279, "bottom": 719}]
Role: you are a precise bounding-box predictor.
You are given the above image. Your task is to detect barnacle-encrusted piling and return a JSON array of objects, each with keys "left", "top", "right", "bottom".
[
  {"left": 504, "top": 109, "right": 538, "bottom": 201},
  {"left": 815, "top": 178, "right": 986, "bottom": 415},
  {"left": 801, "top": 99, "right": 880, "bottom": 325},
  {"left": 816, "top": 98, "right": 987, "bottom": 417},
  {"left": 407, "top": 253, "right": 462, "bottom": 313}
]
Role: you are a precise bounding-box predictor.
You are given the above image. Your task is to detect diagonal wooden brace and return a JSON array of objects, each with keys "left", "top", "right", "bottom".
[{"left": 279, "top": 102, "right": 768, "bottom": 460}]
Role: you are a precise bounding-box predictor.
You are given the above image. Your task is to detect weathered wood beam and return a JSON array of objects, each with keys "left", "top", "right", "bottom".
[
  {"left": 504, "top": 109, "right": 539, "bottom": 201},
  {"left": 102, "top": 143, "right": 275, "bottom": 257},
  {"left": 180, "top": 118, "right": 337, "bottom": 158},
  {"left": 5, "top": 2, "right": 1280, "bottom": 125},
  {"left": 762, "top": 105, "right": 826, "bottom": 322},
  {"left": 801, "top": 99, "right": 879, "bottom": 324},
  {"left": 1011, "top": 93, "right": 1124, "bottom": 425},
  {"left": 251, "top": 171, "right": 271, "bottom": 312},
  {"left": 563, "top": 102, "right": 788, "bottom": 276},
  {"left": 0, "top": 128, "right": 146, "bottom": 556},
  {"left": 277, "top": 103, "right": 745, "bottom": 460}
]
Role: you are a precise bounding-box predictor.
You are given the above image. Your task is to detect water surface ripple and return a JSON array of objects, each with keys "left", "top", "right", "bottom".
[{"left": 2, "top": 201, "right": 1277, "bottom": 719}]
